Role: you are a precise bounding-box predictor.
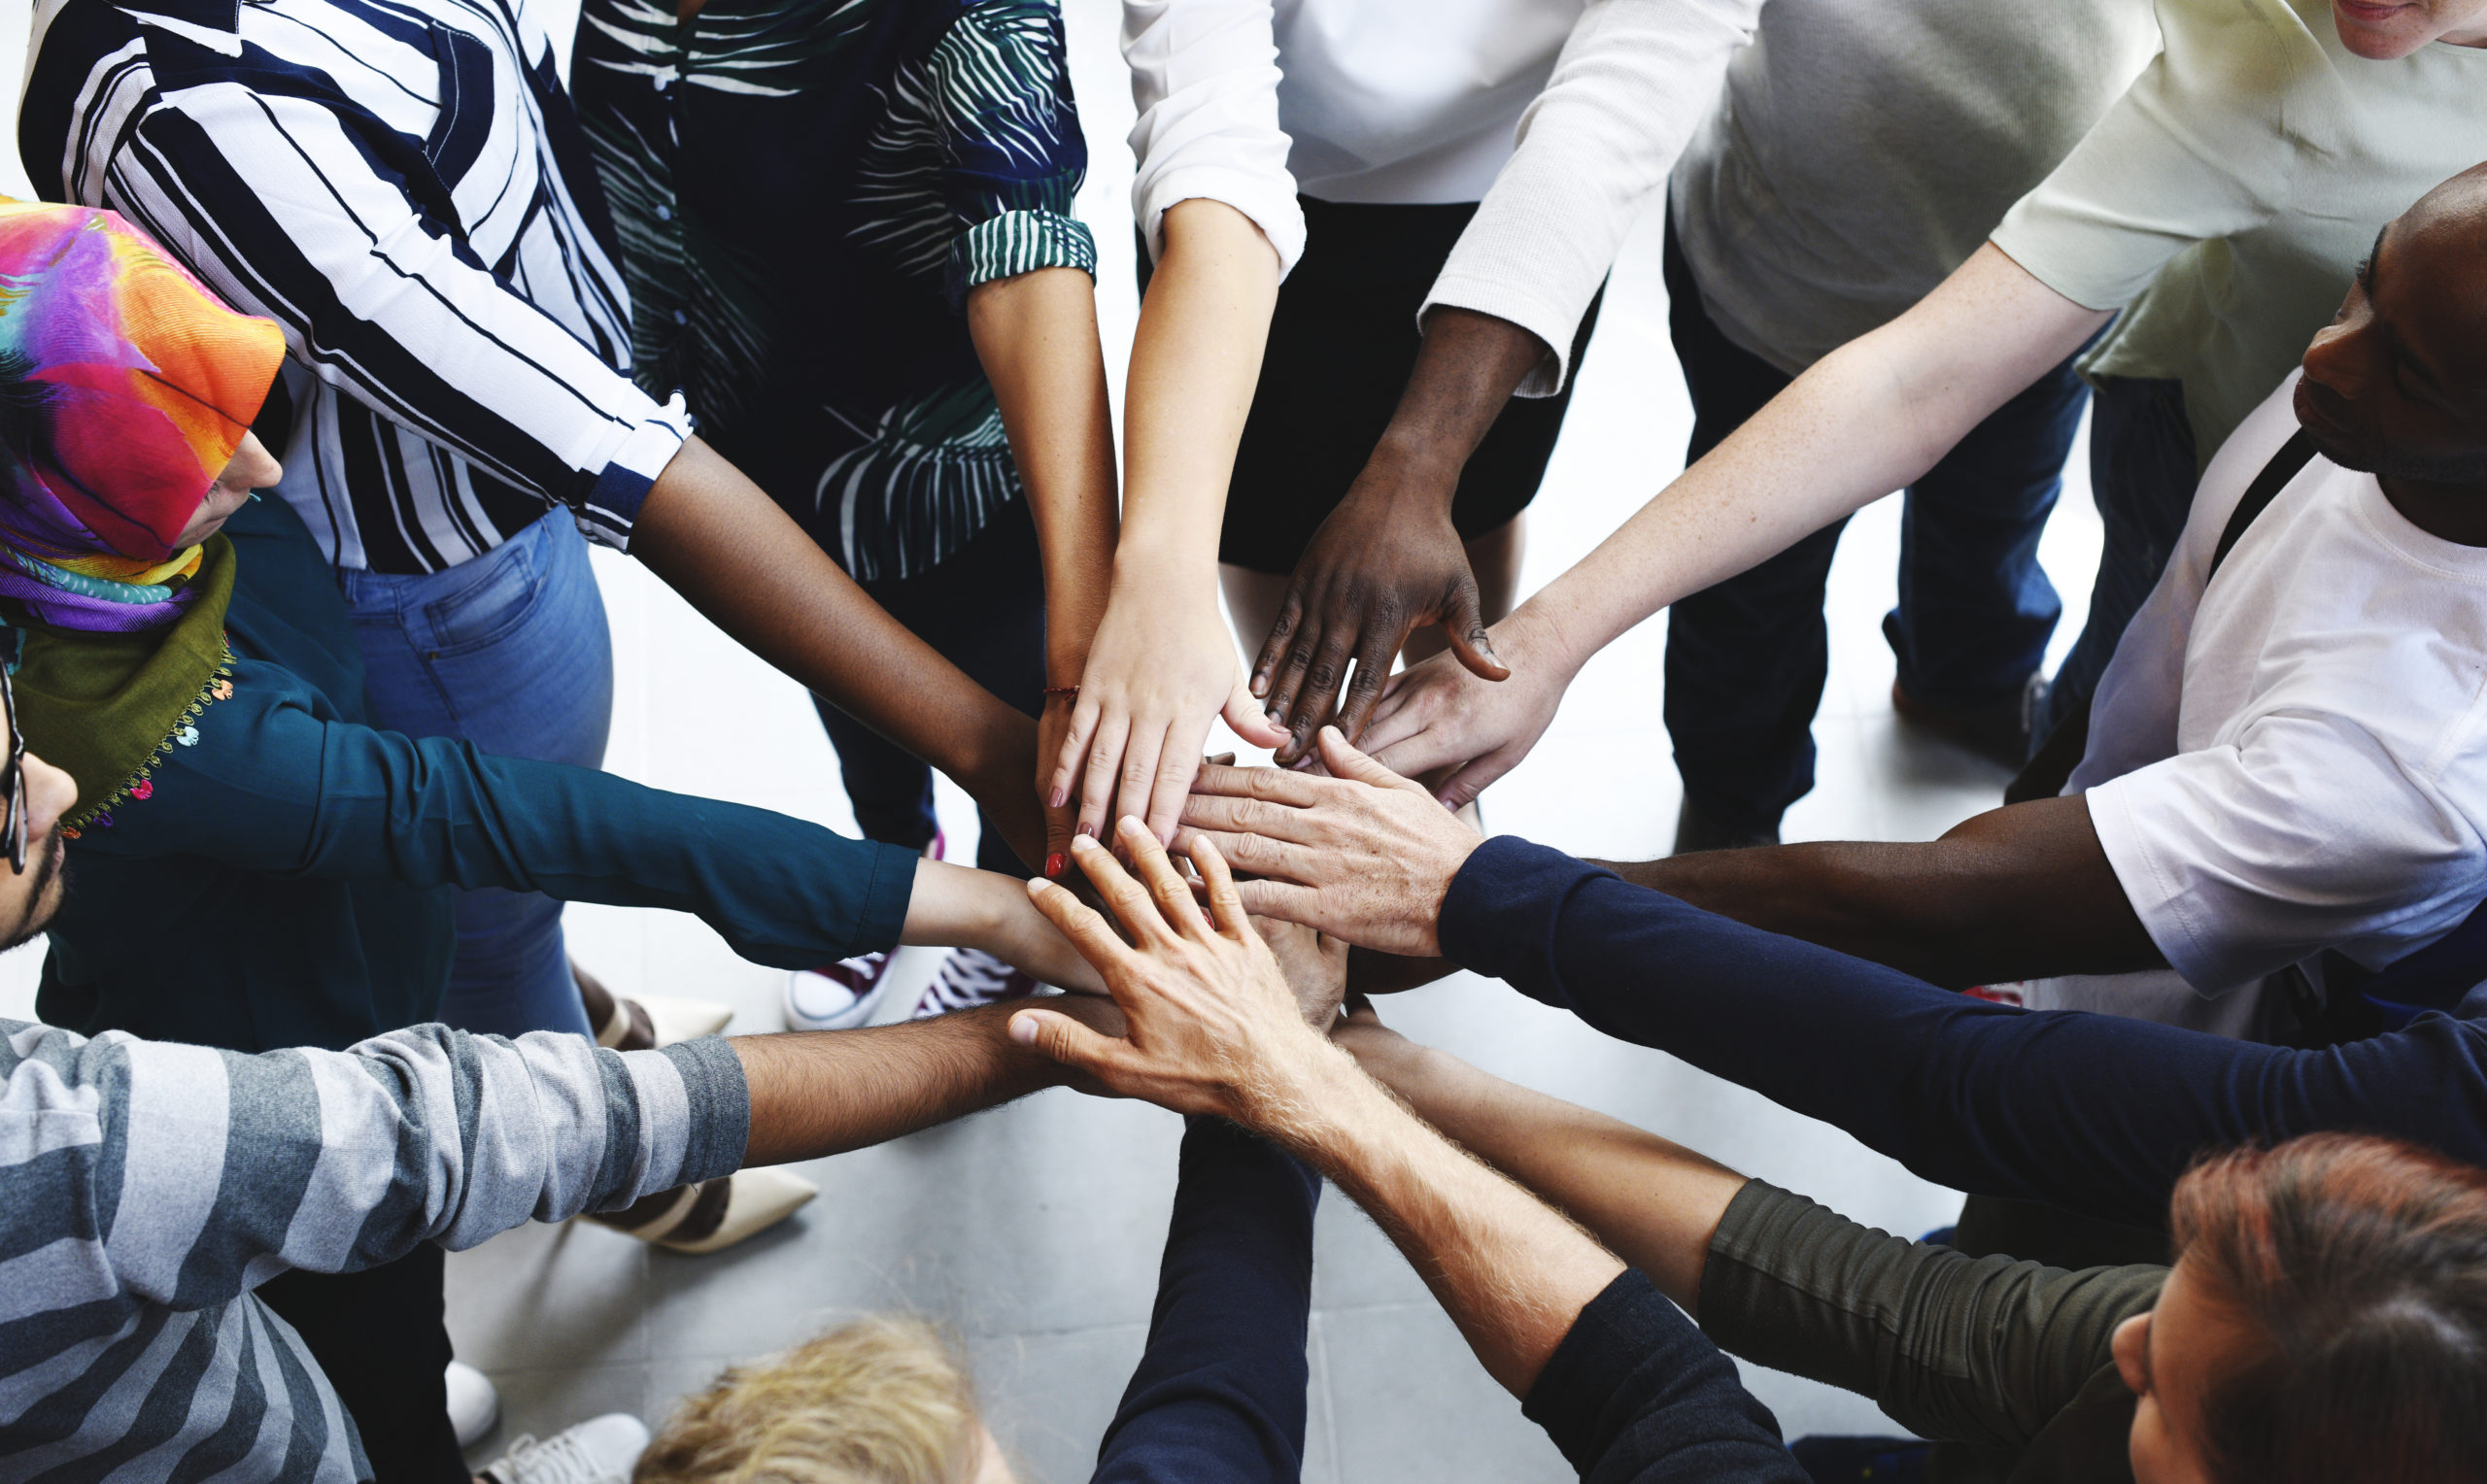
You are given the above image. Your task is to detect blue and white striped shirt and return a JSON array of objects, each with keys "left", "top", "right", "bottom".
[
  {"left": 0, "top": 1019, "right": 746, "bottom": 1480},
  {"left": 20, "top": 0, "right": 691, "bottom": 574}
]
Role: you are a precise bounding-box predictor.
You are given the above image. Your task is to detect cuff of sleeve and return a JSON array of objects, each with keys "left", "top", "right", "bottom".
[
  {"left": 851, "top": 839, "right": 921, "bottom": 956},
  {"left": 659, "top": 1035, "right": 752, "bottom": 1185},
  {"left": 952, "top": 210, "right": 1099, "bottom": 302},
  {"left": 1135, "top": 169, "right": 1306, "bottom": 280},
  {"left": 1418, "top": 273, "right": 1584, "bottom": 399},
  {"left": 576, "top": 397, "right": 692, "bottom": 553},
  {"left": 1437, "top": 835, "right": 1614, "bottom": 995},
  {"left": 1520, "top": 1269, "right": 1695, "bottom": 1472},
  {"left": 2081, "top": 776, "right": 2219, "bottom": 990}
]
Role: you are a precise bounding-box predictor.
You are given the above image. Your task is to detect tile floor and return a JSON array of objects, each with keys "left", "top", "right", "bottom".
[{"left": 0, "top": 1, "right": 2107, "bottom": 1475}]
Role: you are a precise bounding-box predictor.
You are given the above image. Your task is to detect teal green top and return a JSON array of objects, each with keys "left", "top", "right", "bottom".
[{"left": 36, "top": 496, "right": 917, "bottom": 1053}]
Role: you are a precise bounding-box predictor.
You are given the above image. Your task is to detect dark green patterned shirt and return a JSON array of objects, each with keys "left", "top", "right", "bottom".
[{"left": 573, "top": 0, "right": 1095, "bottom": 580}]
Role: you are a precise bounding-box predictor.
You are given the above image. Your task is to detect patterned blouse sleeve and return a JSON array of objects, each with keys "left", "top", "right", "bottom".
[{"left": 937, "top": 0, "right": 1100, "bottom": 301}]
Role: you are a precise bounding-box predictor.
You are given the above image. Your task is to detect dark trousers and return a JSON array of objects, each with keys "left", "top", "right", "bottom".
[
  {"left": 2029, "top": 375, "right": 2198, "bottom": 748},
  {"left": 812, "top": 497, "right": 1045, "bottom": 878},
  {"left": 1661, "top": 216, "right": 2088, "bottom": 834},
  {"left": 258, "top": 1245, "right": 467, "bottom": 1483}
]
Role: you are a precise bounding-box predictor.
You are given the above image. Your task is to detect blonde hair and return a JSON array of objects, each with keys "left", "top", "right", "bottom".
[{"left": 634, "top": 1316, "right": 985, "bottom": 1484}]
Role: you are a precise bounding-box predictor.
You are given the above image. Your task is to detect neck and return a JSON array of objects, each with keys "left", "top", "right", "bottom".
[{"left": 2379, "top": 472, "right": 2487, "bottom": 546}]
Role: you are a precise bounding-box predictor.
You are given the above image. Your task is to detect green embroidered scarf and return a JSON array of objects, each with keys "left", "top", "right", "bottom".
[{"left": 14, "top": 534, "right": 238, "bottom": 831}]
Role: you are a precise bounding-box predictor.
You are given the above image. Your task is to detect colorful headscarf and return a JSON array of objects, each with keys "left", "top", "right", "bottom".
[{"left": 0, "top": 200, "right": 285, "bottom": 631}]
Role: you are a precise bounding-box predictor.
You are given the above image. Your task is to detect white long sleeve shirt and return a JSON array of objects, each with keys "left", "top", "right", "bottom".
[{"left": 1120, "top": 0, "right": 1758, "bottom": 284}]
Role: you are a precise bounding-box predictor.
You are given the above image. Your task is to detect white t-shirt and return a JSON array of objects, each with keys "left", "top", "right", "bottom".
[{"left": 2072, "top": 373, "right": 2487, "bottom": 999}]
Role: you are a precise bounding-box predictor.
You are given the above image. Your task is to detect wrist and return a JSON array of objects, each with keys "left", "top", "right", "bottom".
[
  {"left": 1356, "top": 432, "right": 1465, "bottom": 512},
  {"left": 1238, "top": 1035, "right": 1376, "bottom": 1151}
]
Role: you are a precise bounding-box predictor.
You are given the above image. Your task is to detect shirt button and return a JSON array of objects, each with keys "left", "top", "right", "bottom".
[
  {"left": 656, "top": 205, "right": 672, "bottom": 222},
  {"left": 672, "top": 309, "right": 688, "bottom": 325}
]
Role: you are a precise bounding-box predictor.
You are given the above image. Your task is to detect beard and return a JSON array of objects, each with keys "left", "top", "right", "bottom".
[{"left": 1, "top": 822, "right": 68, "bottom": 952}]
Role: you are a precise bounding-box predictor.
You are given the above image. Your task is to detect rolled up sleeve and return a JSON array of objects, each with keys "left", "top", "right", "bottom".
[{"left": 1121, "top": 0, "right": 1304, "bottom": 276}]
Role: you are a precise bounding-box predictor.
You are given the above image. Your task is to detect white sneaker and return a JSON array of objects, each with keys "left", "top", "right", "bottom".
[
  {"left": 784, "top": 952, "right": 901, "bottom": 1031},
  {"left": 445, "top": 1360, "right": 498, "bottom": 1449},
  {"left": 477, "top": 1414, "right": 651, "bottom": 1484},
  {"left": 593, "top": 993, "right": 734, "bottom": 1049}
]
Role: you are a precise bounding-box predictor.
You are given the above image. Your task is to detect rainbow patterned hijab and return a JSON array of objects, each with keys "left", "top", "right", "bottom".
[{"left": 0, "top": 201, "right": 284, "bottom": 632}]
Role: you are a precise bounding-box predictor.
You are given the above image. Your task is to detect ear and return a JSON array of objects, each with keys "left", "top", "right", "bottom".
[{"left": 2111, "top": 1310, "right": 2154, "bottom": 1398}]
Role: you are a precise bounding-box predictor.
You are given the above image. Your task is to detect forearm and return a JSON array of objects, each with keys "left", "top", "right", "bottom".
[
  {"left": 969, "top": 268, "right": 1120, "bottom": 680},
  {"left": 1120, "top": 198, "right": 1278, "bottom": 574},
  {"left": 733, "top": 997, "right": 1115, "bottom": 1166},
  {"left": 1254, "top": 1046, "right": 1624, "bottom": 1396},
  {"left": 903, "top": 860, "right": 1105, "bottom": 994},
  {"left": 1512, "top": 246, "right": 2112, "bottom": 675},
  {"left": 1587, "top": 796, "right": 2161, "bottom": 988},
  {"left": 631, "top": 436, "right": 1032, "bottom": 791},
  {"left": 1348, "top": 1034, "right": 1743, "bottom": 1311},
  {"left": 1353, "top": 309, "right": 1550, "bottom": 514}
]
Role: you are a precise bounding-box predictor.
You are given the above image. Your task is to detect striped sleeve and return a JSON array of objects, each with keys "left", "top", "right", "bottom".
[
  {"left": 2, "top": 1019, "right": 746, "bottom": 1317},
  {"left": 938, "top": 0, "right": 1097, "bottom": 299},
  {"left": 94, "top": 39, "right": 687, "bottom": 547}
]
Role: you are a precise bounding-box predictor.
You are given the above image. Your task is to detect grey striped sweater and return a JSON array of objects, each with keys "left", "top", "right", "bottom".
[{"left": 0, "top": 1020, "right": 748, "bottom": 1480}]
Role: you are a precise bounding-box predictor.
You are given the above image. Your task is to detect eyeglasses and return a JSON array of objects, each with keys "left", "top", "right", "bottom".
[{"left": 0, "top": 628, "right": 25, "bottom": 874}]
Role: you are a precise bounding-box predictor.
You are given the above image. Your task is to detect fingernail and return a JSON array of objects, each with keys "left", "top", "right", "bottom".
[
  {"left": 1048, "top": 787, "right": 1068, "bottom": 809},
  {"left": 1045, "top": 852, "right": 1067, "bottom": 878},
  {"left": 1008, "top": 1014, "right": 1039, "bottom": 1045},
  {"left": 1267, "top": 709, "right": 1284, "bottom": 726},
  {"left": 1119, "top": 816, "right": 1148, "bottom": 840},
  {"left": 1073, "top": 831, "right": 1099, "bottom": 849},
  {"left": 1251, "top": 676, "right": 1269, "bottom": 697},
  {"left": 1077, "top": 823, "right": 1096, "bottom": 839}
]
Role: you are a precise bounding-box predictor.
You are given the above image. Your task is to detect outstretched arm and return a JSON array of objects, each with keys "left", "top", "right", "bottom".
[
  {"left": 1359, "top": 246, "right": 2113, "bottom": 808},
  {"left": 1589, "top": 794, "right": 2160, "bottom": 988},
  {"left": 1050, "top": 200, "right": 1289, "bottom": 852}
]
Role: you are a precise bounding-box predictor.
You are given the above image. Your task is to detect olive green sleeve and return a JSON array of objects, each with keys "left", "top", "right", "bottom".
[{"left": 1695, "top": 1181, "right": 2163, "bottom": 1449}]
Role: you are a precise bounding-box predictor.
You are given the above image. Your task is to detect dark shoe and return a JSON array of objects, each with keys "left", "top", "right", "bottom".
[
  {"left": 1889, "top": 673, "right": 2042, "bottom": 771},
  {"left": 1789, "top": 1435, "right": 1930, "bottom": 1483},
  {"left": 1672, "top": 797, "right": 1780, "bottom": 856}
]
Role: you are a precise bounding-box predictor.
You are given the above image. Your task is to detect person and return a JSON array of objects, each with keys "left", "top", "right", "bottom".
[
  {"left": 0, "top": 952, "right": 1134, "bottom": 1479},
  {"left": 1010, "top": 825, "right": 1812, "bottom": 1481},
  {"left": 633, "top": 1118, "right": 1326, "bottom": 1484},
  {"left": 569, "top": 0, "right": 1124, "bottom": 1026},
  {"left": 19, "top": 0, "right": 1073, "bottom": 1056},
  {"left": 1335, "top": 1012, "right": 2487, "bottom": 1484},
  {"left": 1245, "top": 2, "right": 2159, "bottom": 850},
  {"left": 0, "top": 199, "right": 1102, "bottom": 1481},
  {"left": 1039, "top": 0, "right": 1767, "bottom": 848},
  {"left": 1354, "top": 0, "right": 2487, "bottom": 812}
]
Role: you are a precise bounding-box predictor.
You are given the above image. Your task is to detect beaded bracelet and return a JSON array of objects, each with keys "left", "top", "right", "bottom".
[{"left": 1042, "top": 686, "right": 1081, "bottom": 696}]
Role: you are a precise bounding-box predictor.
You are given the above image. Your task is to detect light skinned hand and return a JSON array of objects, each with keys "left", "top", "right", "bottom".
[
  {"left": 1175, "top": 726, "right": 1483, "bottom": 958},
  {"left": 1048, "top": 580, "right": 1287, "bottom": 854},
  {"left": 1355, "top": 610, "right": 1578, "bottom": 809},
  {"left": 1006, "top": 819, "right": 1346, "bottom": 1123}
]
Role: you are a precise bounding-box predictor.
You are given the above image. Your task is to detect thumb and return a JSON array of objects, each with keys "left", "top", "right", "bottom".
[
  {"left": 1441, "top": 579, "right": 1510, "bottom": 683},
  {"left": 1314, "top": 725, "right": 1430, "bottom": 796},
  {"left": 1008, "top": 1005, "right": 1124, "bottom": 1074},
  {"left": 1222, "top": 677, "right": 1289, "bottom": 750}
]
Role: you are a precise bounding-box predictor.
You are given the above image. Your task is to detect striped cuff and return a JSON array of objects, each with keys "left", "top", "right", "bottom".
[{"left": 950, "top": 210, "right": 1098, "bottom": 302}]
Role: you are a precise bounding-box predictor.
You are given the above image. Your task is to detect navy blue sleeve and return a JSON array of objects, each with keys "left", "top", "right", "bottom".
[
  {"left": 1524, "top": 1269, "right": 1806, "bottom": 1483},
  {"left": 1439, "top": 837, "right": 2487, "bottom": 1231},
  {"left": 1092, "top": 1117, "right": 1321, "bottom": 1484}
]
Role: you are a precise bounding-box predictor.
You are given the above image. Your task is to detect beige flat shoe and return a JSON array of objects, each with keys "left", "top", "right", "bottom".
[
  {"left": 592, "top": 993, "right": 734, "bottom": 1050},
  {"left": 588, "top": 1167, "right": 817, "bottom": 1254}
]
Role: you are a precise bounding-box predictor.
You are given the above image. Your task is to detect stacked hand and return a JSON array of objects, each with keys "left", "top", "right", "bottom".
[
  {"left": 1176, "top": 727, "right": 1485, "bottom": 957},
  {"left": 1355, "top": 609, "right": 1580, "bottom": 810},
  {"left": 1009, "top": 820, "right": 1352, "bottom": 1124}
]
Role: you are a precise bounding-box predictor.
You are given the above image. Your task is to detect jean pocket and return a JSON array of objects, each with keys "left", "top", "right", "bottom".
[{"left": 421, "top": 538, "right": 546, "bottom": 658}]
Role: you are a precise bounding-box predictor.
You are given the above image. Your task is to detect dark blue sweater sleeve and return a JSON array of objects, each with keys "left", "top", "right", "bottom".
[
  {"left": 1439, "top": 836, "right": 2487, "bottom": 1231},
  {"left": 1524, "top": 1269, "right": 1805, "bottom": 1483},
  {"left": 1092, "top": 1117, "right": 1322, "bottom": 1484}
]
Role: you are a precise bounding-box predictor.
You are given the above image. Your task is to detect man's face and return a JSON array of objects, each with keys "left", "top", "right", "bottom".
[
  {"left": 2332, "top": 0, "right": 2487, "bottom": 58},
  {"left": 2295, "top": 183, "right": 2487, "bottom": 483},
  {"left": 0, "top": 720, "right": 75, "bottom": 952}
]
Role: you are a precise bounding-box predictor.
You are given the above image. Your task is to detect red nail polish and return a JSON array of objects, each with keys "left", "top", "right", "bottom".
[{"left": 1045, "top": 852, "right": 1067, "bottom": 878}]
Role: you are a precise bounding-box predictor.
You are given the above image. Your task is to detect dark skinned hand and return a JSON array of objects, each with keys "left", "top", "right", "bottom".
[{"left": 1252, "top": 480, "right": 1509, "bottom": 763}]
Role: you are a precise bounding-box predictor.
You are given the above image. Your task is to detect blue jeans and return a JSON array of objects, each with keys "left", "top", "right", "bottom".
[
  {"left": 2029, "top": 375, "right": 2197, "bottom": 749},
  {"left": 1662, "top": 214, "right": 2086, "bottom": 834},
  {"left": 339, "top": 510, "right": 612, "bottom": 1039}
]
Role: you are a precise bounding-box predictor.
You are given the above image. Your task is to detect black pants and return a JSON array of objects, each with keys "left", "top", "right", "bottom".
[
  {"left": 258, "top": 1245, "right": 468, "bottom": 1483},
  {"left": 813, "top": 497, "right": 1045, "bottom": 878},
  {"left": 1662, "top": 214, "right": 2089, "bottom": 834}
]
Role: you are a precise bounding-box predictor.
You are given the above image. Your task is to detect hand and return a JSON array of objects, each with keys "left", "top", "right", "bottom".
[
  {"left": 1253, "top": 913, "right": 1349, "bottom": 1029},
  {"left": 1251, "top": 478, "right": 1507, "bottom": 764},
  {"left": 963, "top": 712, "right": 1050, "bottom": 874},
  {"left": 1176, "top": 727, "right": 1483, "bottom": 957},
  {"left": 1006, "top": 820, "right": 1350, "bottom": 1124},
  {"left": 1049, "top": 576, "right": 1286, "bottom": 850},
  {"left": 1037, "top": 689, "right": 1079, "bottom": 877},
  {"left": 1356, "top": 608, "right": 1580, "bottom": 810}
]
